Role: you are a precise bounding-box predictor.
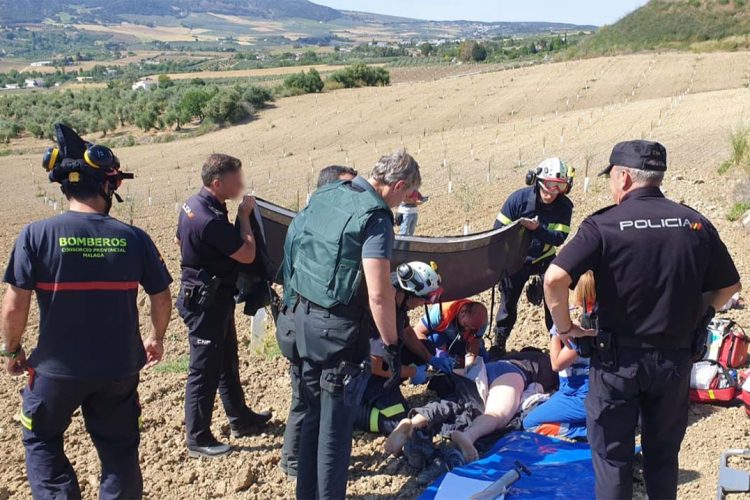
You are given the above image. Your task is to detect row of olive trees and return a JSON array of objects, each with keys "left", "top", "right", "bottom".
[{"left": 0, "top": 79, "right": 274, "bottom": 143}]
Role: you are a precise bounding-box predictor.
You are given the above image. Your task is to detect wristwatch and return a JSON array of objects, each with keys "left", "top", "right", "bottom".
[{"left": 0, "top": 346, "right": 22, "bottom": 359}]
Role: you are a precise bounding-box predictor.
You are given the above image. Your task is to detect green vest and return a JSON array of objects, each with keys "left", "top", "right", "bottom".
[
  {"left": 288, "top": 180, "right": 393, "bottom": 309},
  {"left": 279, "top": 210, "right": 305, "bottom": 308}
]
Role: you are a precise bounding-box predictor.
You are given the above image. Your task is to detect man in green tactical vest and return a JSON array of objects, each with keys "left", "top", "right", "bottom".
[{"left": 286, "top": 149, "right": 422, "bottom": 499}]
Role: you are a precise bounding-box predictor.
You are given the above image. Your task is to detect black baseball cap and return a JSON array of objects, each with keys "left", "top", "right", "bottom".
[{"left": 599, "top": 140, "right": 667, "bottom": 176}]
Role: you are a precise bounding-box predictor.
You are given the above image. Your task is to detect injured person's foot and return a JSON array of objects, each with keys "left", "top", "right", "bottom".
[
  {"left": 385, "top": 419, "right": 413, "bottom": 456},
  {"left": 450, "top": 430, "right": 479, "bottom": 462}
]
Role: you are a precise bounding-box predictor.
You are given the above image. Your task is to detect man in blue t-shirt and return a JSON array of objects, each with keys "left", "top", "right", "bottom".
[{"left": 1, "top": 126, "right": 172, "bottom": 500}]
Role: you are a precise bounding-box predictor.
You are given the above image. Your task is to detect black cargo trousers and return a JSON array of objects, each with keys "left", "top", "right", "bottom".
[
  {"left": 294, "top": 298, "right": 371, "bottom": 500},
  {"left": 586, "top": 345, "right": 693, "bottom": 500},
  {"left": 275, "top": 307, "right": 305, "bottom": 477}
]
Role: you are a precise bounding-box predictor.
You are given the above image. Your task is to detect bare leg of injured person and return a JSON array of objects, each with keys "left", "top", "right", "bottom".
[
  {"left": 451, "top": 373, "right": 525, "bottom": 461},
  {"left": 385, "top": 372, "right": 525, "bottom": 462}
]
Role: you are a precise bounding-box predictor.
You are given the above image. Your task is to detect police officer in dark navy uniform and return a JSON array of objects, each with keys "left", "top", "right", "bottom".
[
  {"left": 491, "top": 157, "right": 575, "bottom": 358},
  {"left": 544, "top": 140, "right": 742, "bottom": 499},
  {"left": 285, "top": 149, "right": 421, "bottom": 499},
  {"left": 1, "top": 124, "right": 173, "bottom": 499},
  {"left": 277, "top": 165, "right": 357, "bottom": 480},
  {"left": 177, "top": 153, "right": 271, "bottom": 458}
]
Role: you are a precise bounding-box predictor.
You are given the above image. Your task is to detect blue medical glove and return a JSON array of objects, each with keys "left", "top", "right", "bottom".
[
  {"left": 410, "top": 365, "right": 429, "bottom": 385},
  {"left": 429, "top": 355, "right": 455, "bottom": 374}
]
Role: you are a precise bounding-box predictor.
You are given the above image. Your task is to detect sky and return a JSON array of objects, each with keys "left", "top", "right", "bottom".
[{"left": 311, "top": 0, "right": 650, "bottom": 27}]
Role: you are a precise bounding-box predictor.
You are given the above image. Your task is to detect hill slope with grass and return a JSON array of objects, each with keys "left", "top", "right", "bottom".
[{"left": 574, "top": 0, "right": 750, "bottom": 55}]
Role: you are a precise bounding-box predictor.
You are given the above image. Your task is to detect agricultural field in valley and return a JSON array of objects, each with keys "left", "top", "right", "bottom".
[{"left": 0, "top": 51, "right": 749, "bottom": 498}]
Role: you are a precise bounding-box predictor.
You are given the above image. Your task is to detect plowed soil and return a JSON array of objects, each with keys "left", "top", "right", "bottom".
[{"left": 0, "top": 51, "right": 749, "bottom": 499}]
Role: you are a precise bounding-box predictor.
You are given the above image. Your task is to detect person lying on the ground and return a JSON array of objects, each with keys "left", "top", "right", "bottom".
[
  {"left": 523, "top": 271, "right": 594, "bottom": 440},
  {"left": 354, "top": 262, "right": 447, "bottom": 435},
  {"left": 408, "top": 299, "right": 489, "bottom": 369},
  {"left": 384, "top": 350, "right": 557, "bottom": 463}
]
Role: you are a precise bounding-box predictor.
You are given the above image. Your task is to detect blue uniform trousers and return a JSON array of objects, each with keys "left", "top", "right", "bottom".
[
  {"left": 20, "top": 371, "right": 142, "bottom": 500},
  {"left": 523, "top": 389, "right": 588, "bottom": 440},
  {"left": 495, "top": 258, "right": 554, "bottom": 343}
]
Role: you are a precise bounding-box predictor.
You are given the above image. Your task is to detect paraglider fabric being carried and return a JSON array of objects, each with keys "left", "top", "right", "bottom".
[{"left": 255, "top": 197, "right": 530, "bottom": 302}]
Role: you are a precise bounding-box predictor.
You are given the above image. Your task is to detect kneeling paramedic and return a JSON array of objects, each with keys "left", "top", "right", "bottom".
[
  {"left": 544, "top": 140, "right": 742, "bottom": 499},
  {"left": 355, "top": 261, "right": 447, "bottom": 436},
  {"left": 491, "top": 157, "right": 574, "bottom": 358},
  {"left": 287, "top": 149, "right": 422, "bottom": 499},
  {"left": 177, "top": 154, "right": 271, "bottom": 459},
  {"left": 1, "top": 124, "right": 173, "bottom": 499}
]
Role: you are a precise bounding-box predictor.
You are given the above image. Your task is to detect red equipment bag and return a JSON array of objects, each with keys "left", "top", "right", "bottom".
[
  {"left": 689, "top": 360, "right": 738, "bottom": 404},
  {"left": 706, "top": 319, "right": 749, "bottom": 369}
]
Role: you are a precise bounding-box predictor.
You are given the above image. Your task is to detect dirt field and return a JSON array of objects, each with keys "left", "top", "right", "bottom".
[{"left": 0, "top": 51, "right": 749, "bottom": 499}]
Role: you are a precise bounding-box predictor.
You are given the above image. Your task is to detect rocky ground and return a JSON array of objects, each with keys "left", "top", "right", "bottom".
[{"left": 0, "top": 51, "right": 749, "bottom": 499}]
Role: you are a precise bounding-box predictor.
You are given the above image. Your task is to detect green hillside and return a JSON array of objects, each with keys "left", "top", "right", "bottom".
[{"left": 574, "top": 0, "right": 750, "bottom": 55}]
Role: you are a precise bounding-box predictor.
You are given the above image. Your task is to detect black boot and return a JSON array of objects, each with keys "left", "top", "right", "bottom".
[
  {"left": 230, "top": 410, "right": 272, "bottom": 438},
  {"left": 488, "top": 328, "right": 509, "bottom": 360}
]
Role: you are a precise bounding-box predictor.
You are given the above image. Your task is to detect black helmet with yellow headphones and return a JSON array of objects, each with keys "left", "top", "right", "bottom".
[{"left": 43, "top": 123, "right": 133, "bottom": 205}]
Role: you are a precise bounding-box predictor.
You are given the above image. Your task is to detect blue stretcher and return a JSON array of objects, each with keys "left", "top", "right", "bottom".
[{"left": 420, "top": 432, "right": 595, "bottom": 500}]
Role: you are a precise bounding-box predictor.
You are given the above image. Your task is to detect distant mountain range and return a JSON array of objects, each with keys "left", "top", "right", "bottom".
[{"left": 0, "top": 0, "right": 596, "bottom": 36}]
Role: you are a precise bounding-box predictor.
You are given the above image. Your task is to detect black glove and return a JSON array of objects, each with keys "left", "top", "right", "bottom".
[
  {"left": 382, "top": 341, "right": 403, "bottom": 390},
  {"left": 691, "top": 306, "right": 715, "bottom": 362}
]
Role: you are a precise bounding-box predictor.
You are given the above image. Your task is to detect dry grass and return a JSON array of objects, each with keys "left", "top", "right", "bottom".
[{"left": 1, "top": 51, "right": 749, "bottom": 499}]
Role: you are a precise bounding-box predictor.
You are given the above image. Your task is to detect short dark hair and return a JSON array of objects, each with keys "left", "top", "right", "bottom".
[
  {"left": 201, "top": 153, "right": 242, "bottom": 187},
  {"left": 316, "top": 165, "right": 358, "bottom": 188},
  {"left": 61, "top": 176, "right": 101, "bottom": 202}
]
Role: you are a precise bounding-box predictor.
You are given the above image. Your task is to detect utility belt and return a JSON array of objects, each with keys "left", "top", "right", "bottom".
[
  {"left": 181, "top": 270, "right": 232, "bottom": 311},
  {"left": 296, "top": 297, "right": 366, "bottom": 321},
  {"left": 580, "top": 330, "right": 692, "bottom": 365},
  {"left": 321, "top": 358, "right": 372, "bottom": 407}
]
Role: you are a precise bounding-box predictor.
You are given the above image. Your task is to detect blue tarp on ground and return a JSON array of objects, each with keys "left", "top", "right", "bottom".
[{"left": 419, "top": 432, "right": 595, "bottom": 500}]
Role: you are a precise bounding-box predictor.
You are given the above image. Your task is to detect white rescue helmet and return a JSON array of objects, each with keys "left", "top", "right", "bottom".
[
  {"left": 393, "top": 261, "right": 443, "bottom": 303},
  {"left": 533, "top": 157, "right": 574, "bottom": 194},
  {"left": 537, "top": 157, "right": 573, "bottom": 182}
]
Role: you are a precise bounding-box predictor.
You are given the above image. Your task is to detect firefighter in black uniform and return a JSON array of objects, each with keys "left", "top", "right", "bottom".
[
  {"left": 286, "top": 149, "right": 421, "bottom": 499},
  {"left": 177, "top": 153, "right": 271, "bottom": 458},
  {"left": 544, "top": 140, "right": 742, "bottom": 499},
  {"left": 2, "top": 125, "right": 173, "bottom": 499}
]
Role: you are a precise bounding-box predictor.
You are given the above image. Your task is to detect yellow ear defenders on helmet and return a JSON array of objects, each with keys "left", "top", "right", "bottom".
[
  {"left": 42, "top": 147, "right": 61, "bottom": 172},
  {"left": 83, "top": 145, "right": 119, "bottom": 171}
]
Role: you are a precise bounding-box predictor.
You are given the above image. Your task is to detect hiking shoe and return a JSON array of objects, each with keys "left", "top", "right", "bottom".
[
  {"left": 230, "top": 410, "right": 272, "bottom": 438},
  {"left": 188, "top": 440, "right": 232, "bottom": 458}
]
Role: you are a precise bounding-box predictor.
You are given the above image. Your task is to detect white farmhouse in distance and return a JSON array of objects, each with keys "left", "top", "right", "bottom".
[
  {"left": 132, "top": 78, "right": 156, "bottom": 91},
  {"left": 24, "top": 78, "right": 45, "bottom": 88},
  {"left": 29, "top": 61, "right": 52, "bottom": 67}
]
